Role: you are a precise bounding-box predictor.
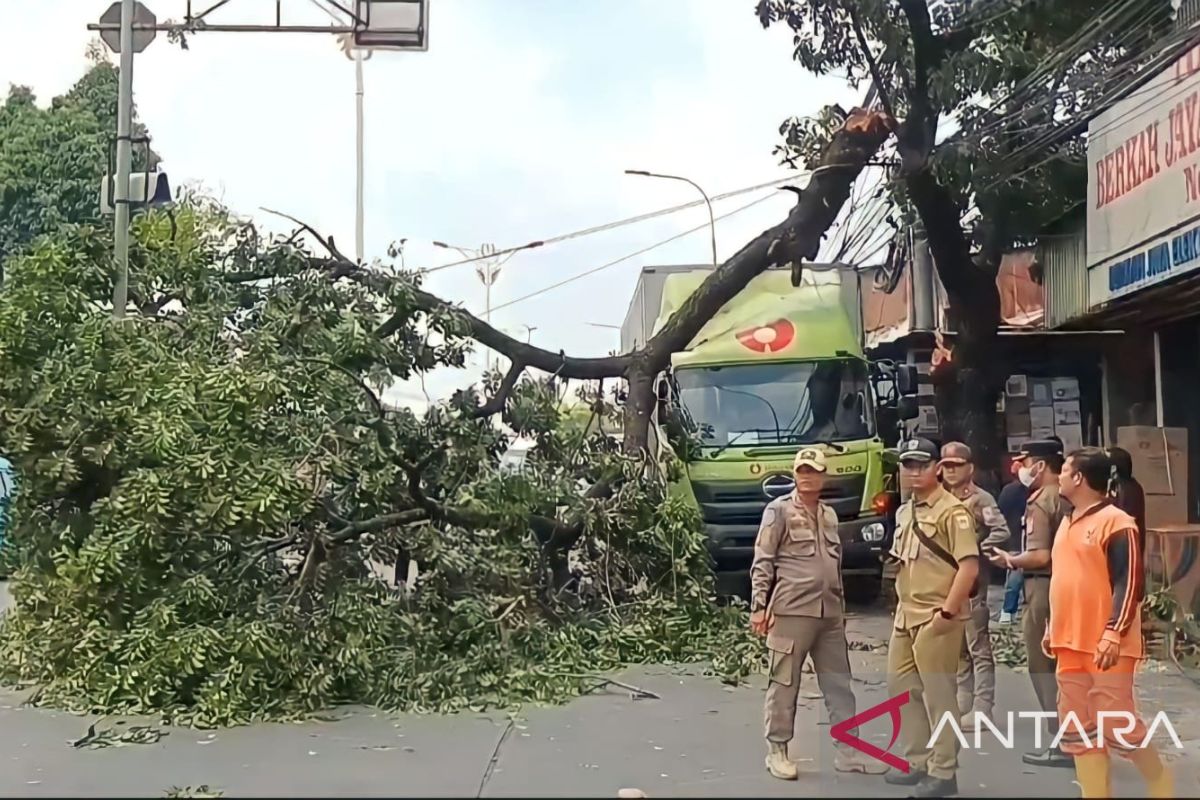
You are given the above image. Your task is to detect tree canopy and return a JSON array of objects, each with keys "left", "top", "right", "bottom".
[{"left": 757, "top": 0, "right": 1179, "bottom": 466}]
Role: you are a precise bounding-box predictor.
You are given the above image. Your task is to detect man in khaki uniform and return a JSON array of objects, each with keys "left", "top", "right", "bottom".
[
  {"left": 883, "top": 438, "right": 980, "bottom": 798},
  {"left": 940, "top": 442, "right": 1010, "bottom": 730},
  {"left": 749, "top": 447, "right": 884, "bottom": 780},
  {"left": 989, "top": 438, "right": 1071, "bottom": 769}
]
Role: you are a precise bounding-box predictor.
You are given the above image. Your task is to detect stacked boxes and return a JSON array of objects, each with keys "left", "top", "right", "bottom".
[{"left": 1004, "top": 374, "right": 1082, "bottom": 453}]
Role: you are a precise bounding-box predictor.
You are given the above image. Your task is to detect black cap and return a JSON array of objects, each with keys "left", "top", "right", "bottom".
[
  {"left": 1020, "top": 439, "right": 1063, "bottom": 459},
  {"left": 898, "top": 436, "right": 939, "bottom": 463}
]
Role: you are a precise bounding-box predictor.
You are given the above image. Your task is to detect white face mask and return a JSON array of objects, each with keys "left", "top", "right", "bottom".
[{"left": 1018, "top": 465, "right": 1036, "bottom": 487}]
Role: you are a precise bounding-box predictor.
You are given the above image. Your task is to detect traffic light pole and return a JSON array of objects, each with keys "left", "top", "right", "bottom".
[{"left": 111, "top": 0, "right": 135, "bottom": 321}]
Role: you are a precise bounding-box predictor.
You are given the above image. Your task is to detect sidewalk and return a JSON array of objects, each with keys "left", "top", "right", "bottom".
[{"left": 1, "top": 585, "right": 1197, "bottom": 797}]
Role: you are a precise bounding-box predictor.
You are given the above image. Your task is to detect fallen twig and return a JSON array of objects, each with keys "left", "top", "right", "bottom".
[{"left": 476, "top": 718, "right": 515, "bottom": 797}]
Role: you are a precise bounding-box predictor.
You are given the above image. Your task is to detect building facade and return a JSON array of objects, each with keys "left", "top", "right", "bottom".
[{"left": 1039, "top": 38, "right": 1200, "bottom": 525}]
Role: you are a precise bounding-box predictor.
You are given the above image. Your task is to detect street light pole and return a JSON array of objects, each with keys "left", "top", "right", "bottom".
[
  {"left": 354, "top": 48, "right": 365, "bottom": 262},
  {"left": 433, "top": 241, "right": 506, "bottom": 371},
  {"left": 111, "top": 0, "right": 136, "bottom": 320},
  {"left": 625, "top": 169, "right": 717, "bottom": 270}
]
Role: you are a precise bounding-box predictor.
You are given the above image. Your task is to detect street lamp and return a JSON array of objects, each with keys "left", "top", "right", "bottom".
[
  {"left": 433, "top": 240, "right": 510, "bottom": 371},
  {"left": 624, "top": 169, "right": 718, "bottom": 270},
  {"left": 522, "top": 324, "right": 538, "bottom": 344}
]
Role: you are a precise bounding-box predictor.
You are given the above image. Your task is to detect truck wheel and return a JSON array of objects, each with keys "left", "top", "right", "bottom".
[{"left": 844, "top": 576, "right": 881, "bottom": 606}]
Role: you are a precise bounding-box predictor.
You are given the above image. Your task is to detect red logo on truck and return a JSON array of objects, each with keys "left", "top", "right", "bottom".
[{"left": 735, "top": 319, "right": 795, "bottom": 353}]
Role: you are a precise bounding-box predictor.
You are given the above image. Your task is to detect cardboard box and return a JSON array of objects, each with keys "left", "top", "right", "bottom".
[
  {"left": 917, "top": 405, "right": 939, "bottom": 434},
  {"left": 1006, "top": 435, "right": 1031, "bottom": 453},
  {"left": 1006, "top": 413, "right": 1032, "bottom": 436},
  {"left": 1056, "top": 424, "right": 1083, "bottom": 454},
  {"left": 1116, "top": 426, "right": 1188, "bottom": 527},
  {"left": 1030, "top": 378, "right": 1054, "bottom": 406},
  {"left": 1030, "top": 406, "right": 1055, "bottom": 431},
  {"left": 1053, "top": 400, "right": 1082, "bottom": 427},
  {"left": 1031, "top": 426, "right": 1056, "bottom": 441},
  {"left": 1051, "top": 377, "right": 1081, "bottom": 401},
  {"left": 1006, "top": 374, "right": 1029, "bottom": 398}
]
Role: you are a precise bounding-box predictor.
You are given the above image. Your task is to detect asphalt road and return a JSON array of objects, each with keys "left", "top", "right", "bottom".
[{"left": 1, "top": 584, "right": 1197, "bottom": 798}]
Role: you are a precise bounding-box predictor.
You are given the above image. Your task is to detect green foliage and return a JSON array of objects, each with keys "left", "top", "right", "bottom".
[
  {"left": 0, "top": 63, "right": 157, "bottom": 270},
  {"left": 759, "top": 0, "right": 1175, "bottom": 248},
  {"left": 0, "top": 204, "right": 759, "bottom": 727}
]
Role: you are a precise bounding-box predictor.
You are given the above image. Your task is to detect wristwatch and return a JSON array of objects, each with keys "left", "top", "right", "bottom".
[{"left": 937, "top": 608, "right": 955, "bottom": 620}]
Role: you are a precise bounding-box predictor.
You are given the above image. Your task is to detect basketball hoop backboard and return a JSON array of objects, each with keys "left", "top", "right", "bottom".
[{"left": 353, "top": 0, "right": 428, "bottom": 51}]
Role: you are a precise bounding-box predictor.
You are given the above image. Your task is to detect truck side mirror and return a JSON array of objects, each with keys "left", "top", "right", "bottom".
[
  {"left": 897, "top": 395, "right": 920, "bottom": 421},
  {"left": 896, "top": 364, "right": 919, "bottom": 396}
]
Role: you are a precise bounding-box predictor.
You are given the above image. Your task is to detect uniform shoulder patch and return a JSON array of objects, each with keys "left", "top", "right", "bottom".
[
  {"left": 761, "top": 504, "right": 780, "bottom": 529},
  {"left": 948, "top": 507, "right": 975, "bottom": 537}
]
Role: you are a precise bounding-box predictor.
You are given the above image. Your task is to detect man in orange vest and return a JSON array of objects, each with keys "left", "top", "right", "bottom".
[{"left": 1045, "top": 447, "right": 1173, "bottom": 798}]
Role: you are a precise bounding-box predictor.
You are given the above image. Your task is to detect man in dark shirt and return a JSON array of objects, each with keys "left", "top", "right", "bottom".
[{"left": 997, "top": 456, "right": 1029, "bottom": 624}]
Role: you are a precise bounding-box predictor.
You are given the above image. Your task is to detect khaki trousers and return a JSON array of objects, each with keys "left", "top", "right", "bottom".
[
  {"left": 764, "top": 615, "right": 857, "bottom": 745},
  {"left": 888, "top": 618, "right": 966, "bottom": 780},
  {"left": 1023, "top": 575, "right": 1059, "bottom": 726},
  {"left": 956, "top": 593, "right": 996, "bottom": 716}
]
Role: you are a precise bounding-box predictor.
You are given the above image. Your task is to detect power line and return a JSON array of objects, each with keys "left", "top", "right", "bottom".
[
  {"left": 414, "top": 172, "right": 814, "bottom": 275},
  {"left": 982, "top": 27, "right": 1200, "bottom": 192},
  {"left": 484, "top": 191, "right": 783, "bottom": 315}
]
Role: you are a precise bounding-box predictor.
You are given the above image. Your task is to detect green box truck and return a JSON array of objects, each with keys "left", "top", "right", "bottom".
[{"left": 621, "top": 264, "right": 898, "bottom": 601}]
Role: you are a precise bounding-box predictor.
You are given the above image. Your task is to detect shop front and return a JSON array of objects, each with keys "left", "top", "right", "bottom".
[{"left": 1081, "top": 40, "right": 1200, "bottom": 525}]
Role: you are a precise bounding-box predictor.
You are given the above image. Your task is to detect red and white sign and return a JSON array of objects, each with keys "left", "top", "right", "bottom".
[
  {"left": 735, "top": 319, "right": 795, "bottom": 353},
  {"left": 1087, "top": 43, "right": 1200, "bottom": 302}
]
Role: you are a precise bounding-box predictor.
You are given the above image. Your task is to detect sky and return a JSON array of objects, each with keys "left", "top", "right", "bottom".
[{"left": 0, "top": 0, "right": 859, "bottom": 408}]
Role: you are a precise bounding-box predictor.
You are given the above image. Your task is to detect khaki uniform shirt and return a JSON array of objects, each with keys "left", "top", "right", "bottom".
[
  {"left": 749, "top": 494, "right": 843, "bottom": 618},
  {"left": 948, "top": 482, "right": 1010, "bottom": 586},
  {"left": 1023, "top": 483, "right": 1067, "bottom": 577},
  {"left": 890, "top": 485, "right": 979, "bottom": 630}
]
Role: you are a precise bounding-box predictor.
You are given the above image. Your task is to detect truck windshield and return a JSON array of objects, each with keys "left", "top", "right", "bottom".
[{"left": 674, "top": 359, "right": 874, "bottom": 448}]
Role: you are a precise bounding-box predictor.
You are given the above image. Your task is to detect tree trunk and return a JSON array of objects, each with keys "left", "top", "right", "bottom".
[
  {"left": 622, "top": 363, "right": 656, "bottom": 454},
  {"left": 904, "top": 168, "right": 1004, "bottom": 475}
]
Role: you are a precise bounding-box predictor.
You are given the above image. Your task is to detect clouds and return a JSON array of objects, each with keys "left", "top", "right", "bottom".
[{"left": 1, "top": 0, "right": 859, "bottom": 412}]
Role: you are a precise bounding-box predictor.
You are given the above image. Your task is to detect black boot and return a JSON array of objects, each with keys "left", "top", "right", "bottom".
[
  {"left": 884, "top": 767, "right": 926, "bottom": 786},
  {"left": 912, "top": 773, "right": 958, "bottom": 797}
]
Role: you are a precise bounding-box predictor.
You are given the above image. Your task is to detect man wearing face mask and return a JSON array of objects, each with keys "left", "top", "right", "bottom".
[
  {"left": 940, "top": 442, "right": 1010, "bottom": 732},
  {"left": 989, "top": 439, "right": 1072, "bottom": 769}
]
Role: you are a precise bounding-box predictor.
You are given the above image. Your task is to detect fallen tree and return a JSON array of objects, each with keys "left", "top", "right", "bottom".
[{"left": 0, "top": 95, "right": 888, "bottom": 723}]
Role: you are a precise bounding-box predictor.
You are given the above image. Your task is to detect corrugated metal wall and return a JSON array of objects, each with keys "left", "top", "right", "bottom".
[
  {"left": 1180, "top": 0, "right": 1200, "bottom": 31},
  {"left": 1038, "top": 222, "right": 1088, "bottom": 328}
]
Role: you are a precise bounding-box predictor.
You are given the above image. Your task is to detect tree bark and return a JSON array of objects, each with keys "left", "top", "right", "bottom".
[{"left": 904, "top": 167, "right": 1004, "bottom": 474}]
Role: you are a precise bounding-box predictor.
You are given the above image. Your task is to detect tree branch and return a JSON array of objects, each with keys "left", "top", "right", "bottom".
[
  {"left": 849, "top": 7, "right": 896, "bottom": 121},
  {"left": 390, "top": 288, "right": 633, "bottom": 380},
  {"left": 325, "top": 509, "right": 428, "bottom": 545},
  {"left": 472, "top": 359, "right": 525, "bottom": 419},
  {"left": 645, "top": 109, "right": 891, "bottom": 360}
]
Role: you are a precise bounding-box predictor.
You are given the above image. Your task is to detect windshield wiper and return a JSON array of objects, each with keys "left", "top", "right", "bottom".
[{"left": 707, "top": 428, "right": 783, "bottom": 458}]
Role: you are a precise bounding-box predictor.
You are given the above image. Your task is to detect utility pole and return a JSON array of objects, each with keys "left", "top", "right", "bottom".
[
  {"left": 354, "top": 48, "right": 366, "bottom": 262},
  {"left": 111, "top": 0, "right": 135, "bottom": 320}
]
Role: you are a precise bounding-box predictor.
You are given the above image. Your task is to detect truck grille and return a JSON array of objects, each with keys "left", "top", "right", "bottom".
[{"left": 692, "top": 474, "right": 865, "bottom": 526}]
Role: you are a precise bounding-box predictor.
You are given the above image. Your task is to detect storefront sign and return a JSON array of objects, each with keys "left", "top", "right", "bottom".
[{"left": 1087, "top": 43, "right": 1200, "bottom": 306}]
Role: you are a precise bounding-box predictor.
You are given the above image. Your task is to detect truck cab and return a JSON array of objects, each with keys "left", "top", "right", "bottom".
[{"left": 623, "top": 265, "right": 900, "bottom": 601}]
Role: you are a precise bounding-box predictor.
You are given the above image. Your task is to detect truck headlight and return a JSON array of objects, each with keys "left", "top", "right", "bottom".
[{"left": 861, "top": 522, "right": 886, "bottom": 543}]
